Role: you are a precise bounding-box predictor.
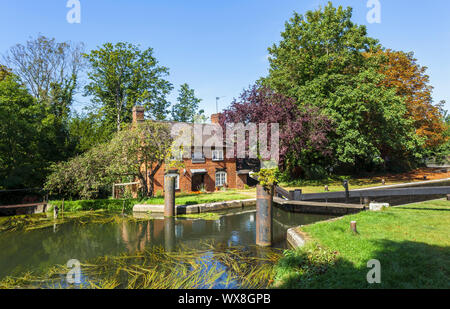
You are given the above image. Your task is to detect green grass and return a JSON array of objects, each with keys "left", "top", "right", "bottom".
[
  {"left": 49, "top": 191, "right": 251, "bottom": 213},
  {"left": 280, "top": 178, "right": 414, "bottom": 194},
  {"left": 142, "top": 191, "right": 251, "bottom": 206},
  {"left": 274, "top": 199, "right": 450, "bottom": 289}
]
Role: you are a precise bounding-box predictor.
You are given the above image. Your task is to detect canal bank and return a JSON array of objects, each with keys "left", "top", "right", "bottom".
[{"left": 274, "top": 198, "right": 450, "bottom": 289}]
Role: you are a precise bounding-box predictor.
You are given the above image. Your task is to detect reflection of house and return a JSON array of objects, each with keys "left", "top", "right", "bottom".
[{"left": 132, "top": 107, "right": 255, "bottom": 194}]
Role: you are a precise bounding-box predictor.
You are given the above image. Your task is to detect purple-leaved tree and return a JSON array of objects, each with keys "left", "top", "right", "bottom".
[{"left": 220, "top": 86, "right": 334, "bottom": 177}]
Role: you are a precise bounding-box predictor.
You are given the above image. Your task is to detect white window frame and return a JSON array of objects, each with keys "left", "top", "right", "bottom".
[
  {"left": 215, "top": 171, "right": 227, "bottom": 187},
  {"left": 212, "top": 149, "right": 224, "bottom": 161},
  {"left": 165, "top": 174, "right": 180, "bottom": 190}
]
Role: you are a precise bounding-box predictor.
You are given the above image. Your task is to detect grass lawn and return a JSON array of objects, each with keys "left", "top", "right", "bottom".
[
  {"left": 49, "top": 190, "right": 251, "bottom": 213},
  {"left": 142, "top": 191, "right": 251, "bottom": 205},
  {"left": 279, "top": 168, "right": 450, "bottom": 193},
  {"left": 274, "top": 199, "right": 450, "bottom": 289}
]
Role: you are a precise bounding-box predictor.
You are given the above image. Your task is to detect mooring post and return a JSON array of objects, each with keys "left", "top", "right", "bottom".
[
  {"left": 350, "top": 221, "right": 358, "bottom": 234},
  {"left": 164, "top": 217, "right": 176, "bottom": 252},
  {"left": 256, "top": 184, "right": 274, "bottom": 247},
  {"left": 343, "top": 180, "right": 349, "bottom": 203},
  {"left": 164, "top": 175, "right": 176, "bottom": 217},
  {"left": 364, "top": 197, "right": 370, "bottom": 209},
  {"left": 53, "top": 205, "right": 59, "bottom": 219}
]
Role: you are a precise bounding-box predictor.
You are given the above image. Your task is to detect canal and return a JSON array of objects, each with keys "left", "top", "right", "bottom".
[{"left": 0, "top": 206, "right": 333, "bottom": 289}]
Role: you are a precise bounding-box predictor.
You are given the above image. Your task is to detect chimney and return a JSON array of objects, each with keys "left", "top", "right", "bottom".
[
  {"left": 211, "top": 113, "right": 221, "bottom": 124},
  {"left": 132, "top": 106, "right": 145, "bottom": 123}
]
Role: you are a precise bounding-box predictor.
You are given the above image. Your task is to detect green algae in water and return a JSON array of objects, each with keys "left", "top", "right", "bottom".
[
  {"left": 0, "top": 207, "right": 333, "bottom": 289},
  {"left": 0, "top": 242, "right": 282, "bottom": 289}
]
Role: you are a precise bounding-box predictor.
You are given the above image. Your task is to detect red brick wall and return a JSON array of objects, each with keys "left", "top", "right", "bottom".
[{"left": 150, "top": 158, "right": 238, "bottom": 194}]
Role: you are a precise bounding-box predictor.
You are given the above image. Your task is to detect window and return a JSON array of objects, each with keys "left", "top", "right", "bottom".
[
  {"left": 212, "top": 149, "right": 224, "bottom": 161},
  {"left": 192, "top": 151, "right": 205, "bottom": 163},
  {"left": 215, "top": 171, "right": 227, "bottom": 187},
  {"left": 165, "top": 174, "right": 180, "bottom": 190}
]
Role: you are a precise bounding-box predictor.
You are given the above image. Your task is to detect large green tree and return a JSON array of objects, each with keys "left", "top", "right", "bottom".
[
  {"left": 264, "top": 2, "right": 422, "bottom": 172},
  {"left": 4, "top": 35, "right": 84, "bottom": 116},
  {"left": 0, "top": 74, "right": 46, "bottom": 188},
  {"left": 4, "top": 36, "right": 85, "bottom": 167},
  {"left": 45, "top": 121, "right": 173, "bottom": 199},
  {"left": 171, "top": 83, "right": 203, "bottom": 122},
  {"left": 84, "top": 42, "right": 173, "bottom": 132}
]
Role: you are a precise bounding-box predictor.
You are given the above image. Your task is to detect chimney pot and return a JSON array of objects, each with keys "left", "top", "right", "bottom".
[
  {"left": 133, "top": 106, "right": 145, "bottom": 123},
  {"left": 211, "top": 113, "right": 221, "bottom": 124}
]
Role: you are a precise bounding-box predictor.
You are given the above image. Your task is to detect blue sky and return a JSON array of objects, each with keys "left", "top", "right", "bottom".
[{"left": 1, "top": 0, "right": 449, "bottom": 116}]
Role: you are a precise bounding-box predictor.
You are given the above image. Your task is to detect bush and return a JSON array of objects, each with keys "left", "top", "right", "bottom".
[{"left": 49, "top": 198, "right": 139, "bottom": 213}]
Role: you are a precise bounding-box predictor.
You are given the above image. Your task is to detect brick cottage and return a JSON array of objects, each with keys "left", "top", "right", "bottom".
[{"left": 131, "top": 106, "right": 257, "bottom": 195}]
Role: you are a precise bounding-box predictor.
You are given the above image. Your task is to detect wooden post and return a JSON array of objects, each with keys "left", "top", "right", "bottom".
[
  {"left": 350, "top": 221, "right": 357, "bottom": 233},
  {"left": 447, "top": 194, "right": 450, "bottom": 201},
  {"left": 364, "top": 197, "right": 370, "bottom": 208},
  {"left": 53, "top": 205, "right": 59, "bottom": 219},
  {"left": 256, "top": 184, "right": 274, "bottom": 247},
  {"left": 164, "top": 175, "right": 176, "bottom": 217},
  {"left": 112, "top": 184, "right": 115, "bottom": 199}
]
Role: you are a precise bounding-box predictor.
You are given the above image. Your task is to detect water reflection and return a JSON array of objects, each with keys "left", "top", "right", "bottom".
[{"left": 0, "top": 207, "right": 334, "bottom": 280}]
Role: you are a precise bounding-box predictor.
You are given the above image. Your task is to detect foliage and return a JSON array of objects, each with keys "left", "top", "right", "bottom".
[
  {"left": 221, "top": 86, "right": 333, "bottom": 176},
  {"left": 254, "top": 168, "right": 281, "bottom": 189},
  {"left": 263, "top": 2, "right": 423, "bottom": 172},
  {"left": 4, "top": 35, "right": 84, "bottom": 105},
  {"left": 2, "top": 36, "right": 86, "bottom": 187},
  {"left": 371, "top": 49, "right": 447, "bottom": 148},
  {"left": 0, "top": 65, "right": 11, "bottom": 81},
  {"left": 45, "top": 121, "right": 173, "bottom": 199},
  {"left": 84, "top": 42, "right": 173, "bottom": 132},
  {"left": 0, "top": 74, "right": 49, "bottom": 188},
  {"left": 171, "top": 83, "right": 203, "bottom": 122},
  {"left": 67, "top": 111, "right": 114, "bottom": 155},
  {"left": 49, "top": 199, "right": 138, "bottom": 213}
]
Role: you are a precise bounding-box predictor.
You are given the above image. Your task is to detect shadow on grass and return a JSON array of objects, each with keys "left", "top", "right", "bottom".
[
  {"left": 275, "top": 239, "right": 450, "bottom": 289},
  {"left": 396, "top": 207, "right": 450, "bottom": 212}
]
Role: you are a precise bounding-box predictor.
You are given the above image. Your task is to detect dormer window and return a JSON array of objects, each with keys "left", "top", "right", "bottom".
[
  {"left": 212, "top": 149, "right": 224, "bottom": 161},
  {"left": 192, "top": 151, "right": 205, "bottom": 163}
]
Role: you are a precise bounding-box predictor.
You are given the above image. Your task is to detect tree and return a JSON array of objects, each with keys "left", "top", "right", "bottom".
[
  {"left": 371, "top": 49, "right": 447, "bottom": 148},
  {"left": 221, "top": 86, "right": 334, "bottom": 178},
  {"left": 67, "top": 111, "right": 114, "bottom": 155},
  {"left": 45, "top": 121, "right": 173, "bottom": 199},
  {"left": 4, "top": 36, "right": 85, "bottom": 167},
  {"left": 0, "top": 74, "right": 46, "bottom": 188},
  {"left": 84, "top": 42, "right": 173, "bottom": 132},
  {"left": 171, "top": 83, "right": 203, "bottom": 122},
  {"left": 108, "top": 122, "right": 173, "bottom": 197},
  {"left": 263, "top": 3, "right": 422, "bottom": 172},
  {"left": 4, "top": 35, "right": 84, "bottom": 111},
  {"left": 0, "top": 65, "right": 11, "bottom": 81}
]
